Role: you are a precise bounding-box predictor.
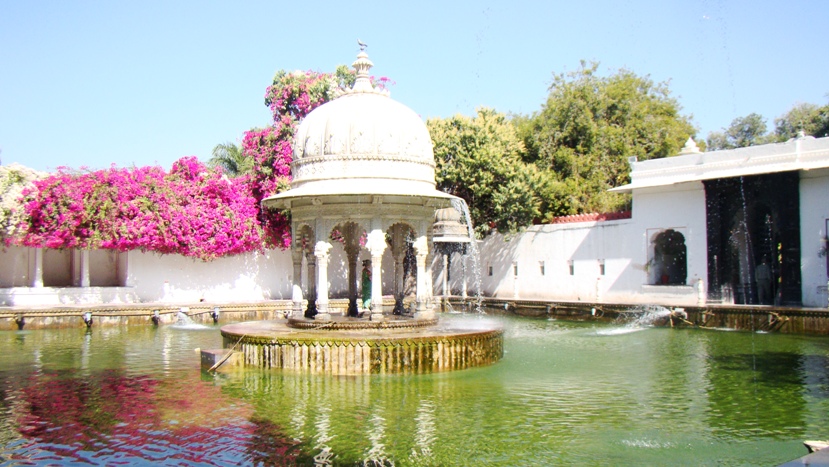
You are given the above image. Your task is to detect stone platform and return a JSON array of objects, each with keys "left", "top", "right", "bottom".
[{"left": 220, "top": 317, "right": 503, "bottom": 375}]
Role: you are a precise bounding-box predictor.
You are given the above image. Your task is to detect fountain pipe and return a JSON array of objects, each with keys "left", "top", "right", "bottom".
[{"left": 83, "top": 311, "right": 93, "bottom": 328}]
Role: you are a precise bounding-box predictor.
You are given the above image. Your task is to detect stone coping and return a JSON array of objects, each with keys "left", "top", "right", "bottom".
[
  {"left": 286, "top": 315, "right": 437, "bottom": 331},
  {"left": 221, "top": 319, "right": 503, "bottom": 344}
]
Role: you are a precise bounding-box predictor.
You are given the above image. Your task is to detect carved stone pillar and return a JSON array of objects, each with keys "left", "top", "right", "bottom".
[
  {"left": 314, "top": 241, "right": 333, "bottom": 320},
  {"left": 413, "top": 235, "right": 434, "bottom": 320},
  {"left": 72, "top": 250, "right": 90, "bottom": 287},
  {"left": 461, "top": 254, "right": 468, "bottom": 300},
  {"left": 30, "top": 248, "right": 43, "bottom": 288},
  {"left": 343, "top": 225, "right": 361, "bottom": 317},
  {"left": 367, "top": 229, "right": 387, "bottom": 321},
  {"left": 390, "top": 225, "right": 407, "bottom": 315},
  {"left": 291, "top": 248, "right": 304, "bottom": 317},
  {"left": 305, "top": 252, "right": 317, "bottom": 319}
]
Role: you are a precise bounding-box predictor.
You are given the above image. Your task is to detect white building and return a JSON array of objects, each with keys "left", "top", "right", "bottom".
[
  {"left": 461, "top": 135, "right": 829, "bottom": 308},
  {"left": 3, "top": 135, "right": 829, "bottom": 309}
]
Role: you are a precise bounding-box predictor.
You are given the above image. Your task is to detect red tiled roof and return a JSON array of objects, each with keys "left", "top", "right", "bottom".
[{"left": 550, "top": 211, "right": 632, "bottom": 224}]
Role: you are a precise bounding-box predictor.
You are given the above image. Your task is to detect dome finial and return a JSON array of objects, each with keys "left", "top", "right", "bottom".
[
  {"left": 351, "top": 41, "right": 374, "bottom": 93},
  {"left": 679, "top": 136, "right": 701, "bottom": 155}
]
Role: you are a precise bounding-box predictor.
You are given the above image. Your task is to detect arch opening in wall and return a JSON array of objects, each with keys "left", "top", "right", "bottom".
[{"left": 649, "top": 229, "right": 687, "bottom": 286}]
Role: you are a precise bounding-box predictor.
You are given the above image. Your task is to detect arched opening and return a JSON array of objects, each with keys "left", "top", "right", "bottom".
[
  {"left": 329, "top": 221, "right": 368, "bottom": 316},
  {"left": 650, "top": 229, "right": 687, "bottom": 286},
  {"left": 386, "top": 223, "right": 416, "bottom": 314}
]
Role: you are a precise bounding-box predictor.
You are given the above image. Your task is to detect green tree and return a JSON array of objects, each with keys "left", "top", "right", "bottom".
[
  {"left": 428, "top": 108, "right": 541, "bottom": 236},
  {"left": 774, "top": 102, "right": 829, "bottom": 140},
  {"left": 208, "top": 142, "right": 252, "bottom": 177},
  {"left": 706, "top": 113, "right": 772, "bottom": 150},
  {"left": 520, "top": 61, "right": 696, "bottom": 217}
]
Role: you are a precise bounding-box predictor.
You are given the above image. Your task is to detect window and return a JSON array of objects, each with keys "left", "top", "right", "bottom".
[
  {"left": 568, "top": 260, "right": 574, "bottom": 276},
  {"left": 488, "top": 265, "right": 493, "bottom": 276},
  {"left": 513, "top": 262, "right": 518, "bottom": 276},
  {"left": 649, "top": 229, "right": 687, "bottom": 285},
  {"left": 539, "top": 261, "right": 545, "bottom": 276},
  {"left": 599, "top": 259, "right": 605, "bottom": 276}
]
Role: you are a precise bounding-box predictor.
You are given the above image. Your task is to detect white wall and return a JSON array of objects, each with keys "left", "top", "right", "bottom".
[
  {"left": 89, "top": 250, "right": 120, "bottom": 286},
  {"left": 124, "top": 243, "right": 398, "bottom": 304},
  {"left": 42, "top": 249, "right": 71, "bottom": 286},
  {"left": 126, "top": 249, "right": 292, "bottom": 303},
  {"left": 0, "top": 245, "right": 29, "bottom": 287},
  {"left": 800, "top": 168, "right": 829, "bottom": 307},
  {"left": 438, "top": 181, "right": 709, "bottom": 306}
]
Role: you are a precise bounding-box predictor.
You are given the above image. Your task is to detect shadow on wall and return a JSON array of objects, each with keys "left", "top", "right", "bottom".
[
  {"left": 127, "top": 249, "right": 293, "bottom": 303},
  {"left": 474, "top": 231, "right": 521, "bottom": 297},
  {"left": 474, "top": 219, "right": 650, "bottom": 302}
]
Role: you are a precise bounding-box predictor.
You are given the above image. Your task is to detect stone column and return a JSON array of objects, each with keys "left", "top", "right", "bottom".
[
  {"left": 413, "top": 235, "right": 434, "bottom": 320},
  {"left": 390, "top": 226, "right": 407, "bottom": 315},
  {"left": 80, "top": 250, "right": 90, "bottom": 287},
  {"left": 367, "top": 229, "right": 387, "bottom": 321},
  {"left": 442, "top": 253, "right": 449, "bottom": 310},
  {"left": 461, "top": 254, "right": 468, "bottom": 300},
  {"left": 424, "top": 227, "right": 435, "bottom": 310},
  {"left": 344, "top": 238, "right": 360, "bottom": 317},
  {"left": 314, "top": 241, "right": 332, "bottom": 320},
  {"left": 305, "top": 252, "right": 317, "bottom": 319},
  {"left": 30, "top": 248, "right": 44, "bottom": 288},
  {"left": 71, "top": 250, "right": 91, "bottom": 287},
  {"left": 291, "top": 248, "right": 304, "bottom": 317}
]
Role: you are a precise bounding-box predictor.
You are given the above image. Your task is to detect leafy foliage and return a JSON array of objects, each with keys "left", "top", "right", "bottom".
[
  {"left": 429, "top": 108, "right": 541, "bottom": 236},
  {"left": 519, "top": 61, "right": 696, "bottom": 217},
  {"left": 207, "top": 142, "right": 251, "bottom": 177},
  {"left": 706, "top": 113, "right": 770, "bottom": 150},
  {"left": 774, "top": 102, "right": 829, "bottom": 140},
  {"left": 0, "top": 163, "right": 47, "bottom": 242}
]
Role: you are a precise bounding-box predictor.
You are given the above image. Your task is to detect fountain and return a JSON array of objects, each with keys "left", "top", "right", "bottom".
[{"left": 217, "top": 46, "right": 503, "bottom": 374}]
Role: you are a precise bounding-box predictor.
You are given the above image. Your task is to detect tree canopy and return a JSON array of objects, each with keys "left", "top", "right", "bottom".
[
  {"left": 517, "top": 61, "right": 697, "bottom": 217},
  {"left": 207, "top": 142, "right": 251, "bottom": 178},
  {"left": 706, "top": 113, "right": 770, "bottom": 150},
  {"left": 706, "top": 102, "right": 829, "bottom": 150},
  {"left": 428, "top": 108, "right": 541, "bottom": 236}
]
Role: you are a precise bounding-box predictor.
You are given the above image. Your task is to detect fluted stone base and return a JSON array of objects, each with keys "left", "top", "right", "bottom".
[{"left": 220, "top": 319, "right": 503, "bottom": 375}]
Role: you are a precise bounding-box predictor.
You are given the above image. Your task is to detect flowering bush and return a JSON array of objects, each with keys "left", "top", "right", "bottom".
[
  {"left": 6, "top": 63, "right": 392, "bottom": 258},
  {"left": 246, "top": 65, "right": 361, "bottom": 249},
  {"left": 14, "top": 157, "right": 262, "bottom": 261},
  {"left": 0, "top": 163, "right": 46, "bottom": 242}
]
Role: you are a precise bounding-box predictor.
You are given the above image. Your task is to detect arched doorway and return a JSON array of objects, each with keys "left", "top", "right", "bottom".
[{"left": 649, "top": 229, "right": 687, "bottom": 285}]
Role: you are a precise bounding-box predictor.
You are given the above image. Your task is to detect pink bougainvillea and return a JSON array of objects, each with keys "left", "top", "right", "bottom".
[
  {"left": 247, "top": 65, "right": 360, "bottom": 249},
  {"left": 14, "top": 157, "right": 262, "bottom": 261},
  {"left": 8, "top": 65, "right": 391, "bottom": 259}
]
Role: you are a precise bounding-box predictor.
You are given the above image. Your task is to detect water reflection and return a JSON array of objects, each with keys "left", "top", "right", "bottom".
[{"left": 0, "top": 318, "right": 827, "bottom": 465}]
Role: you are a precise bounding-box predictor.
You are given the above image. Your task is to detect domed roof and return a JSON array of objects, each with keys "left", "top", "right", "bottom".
[{"left": 263, "top": 49, "right": 456, "bottom": 209}]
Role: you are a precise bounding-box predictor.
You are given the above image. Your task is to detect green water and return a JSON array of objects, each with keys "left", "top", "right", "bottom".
[{"left": 0, "top": 314, "right": 827, "bottom": 466}]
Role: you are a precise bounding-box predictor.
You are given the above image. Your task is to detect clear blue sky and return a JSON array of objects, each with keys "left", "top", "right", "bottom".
[{"left": 1, "top": 0, "right": 827, "bottom": 172}]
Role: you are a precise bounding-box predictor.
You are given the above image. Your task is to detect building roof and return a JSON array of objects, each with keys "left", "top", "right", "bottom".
[{"left": 610, "top": 135, "right": 829, "bottom": 193}]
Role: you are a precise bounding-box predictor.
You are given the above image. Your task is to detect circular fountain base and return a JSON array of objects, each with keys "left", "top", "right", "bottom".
[{"left": 220, "top": 317, "right": 503, "bottom": 375}]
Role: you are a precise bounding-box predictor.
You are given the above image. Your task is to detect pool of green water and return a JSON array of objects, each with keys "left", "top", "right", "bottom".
[{"left": 0, "top": 314, "right": 827, "bottom": 466}]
